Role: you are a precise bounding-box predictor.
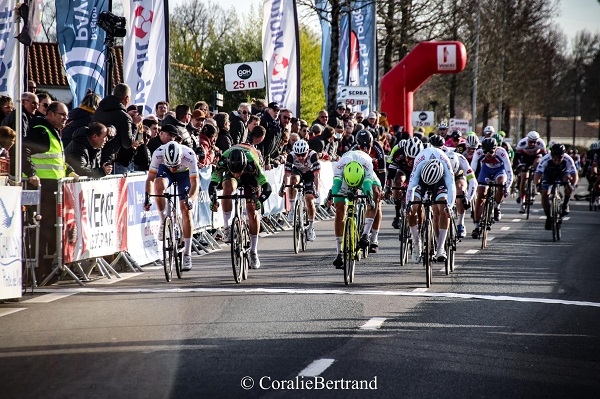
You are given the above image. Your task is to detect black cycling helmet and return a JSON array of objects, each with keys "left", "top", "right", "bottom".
[
  {"left": 428, "top": 134, "right": 445, "bottom": 148},
  {"left": 227, "top": 148, "right": 247, "bottom": 173},
  {"left": 550, "top": 143, "right": 566, "bottom": 157},
  {"left": 355, "top": 129, "right": 373, "bottom": 149},
  {"left": 481, "top": 137, "right": 497, "bottom": 153},
  {"left": 450, "top": 130, "right": 462, "bottom": 140}
]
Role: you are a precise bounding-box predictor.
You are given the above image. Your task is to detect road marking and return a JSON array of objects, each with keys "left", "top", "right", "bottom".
[
  {"left": 465, "top": 249, "right": 479, "bottom": 254},
  {"left": 143, "top": 266, "right": 163, "bottom": 271},
  {"left": 563, "top": 216, "right": 570, "bottom": 221},
  {"left": 88, "top": 273, "right": 140, "bottom": 285},
  {"left": 298, "top": 359, "right": 335, "bottom": 377},
  {"left": 22, "top": 293, "right": 76, "bottom": 303},
  {"left": 501, "top": 227, "right": 510, "bottom": 231},
  {"left": 360, "top": 317, "right": 387, "bottom": 330},
  {"left": 539, "top": 216, "right": 546, "bottom": 219},
  {"left": 33, "top": 287, "right": 600, "bottom": 308},
  {"left": 511, "top": 219, "right": 521, "bottom": 222},
  {"left": 0, "top": 308, "right": 26, "bottom": 318},
  {"left": 487, "top": 237, "right": 495, "bottom": 241}
]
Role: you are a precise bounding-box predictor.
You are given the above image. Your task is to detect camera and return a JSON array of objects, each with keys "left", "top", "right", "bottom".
[{"left": 98, "top": 11, "right": 127, "bottom": 38}]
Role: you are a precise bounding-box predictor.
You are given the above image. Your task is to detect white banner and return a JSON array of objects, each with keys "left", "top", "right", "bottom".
[
  {"left": 123, "top": 0, "right": 168, "bottom": 115},
  {"left": 262, "top": 0, "right": 300, "bottom": 116},
  {"left": 0, "top": 186, "right": 22, "bottom": 300},
  {"left": 0, "top": 1, "right": 19, "bottom": 98}
]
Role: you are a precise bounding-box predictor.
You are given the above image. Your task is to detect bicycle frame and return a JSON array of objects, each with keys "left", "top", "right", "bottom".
[
  {"left": 218, "top": 190, "right": 253, "bottom": 283},
  {"left": 393, "top": 186, "right": 411, "bottom": 266},
  {"left": 285, "top": 183, "right": 307, "bottom": 254},
  {"left": 548, "top": 180, "right": 564, "bottom": 242},
  {"left": 480, "top": 182, "right": 503, "bottom": 249}
]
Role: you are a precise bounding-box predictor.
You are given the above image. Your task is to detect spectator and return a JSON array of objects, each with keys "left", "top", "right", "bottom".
[
  {"left": 339, "top": 122, "right": 355, "bottom": 156},
  {"left": 0, "top": 125, "right": 16, "bottom": 159},
  {"left": 0, "top": 95, "right": 14, "bottom": 119},
  {"left": 285, "top": 132, "right": 300, "bottom": 154},
  {"left": 27, "top": 79, "right": 37, "bottom": 93},
  {"left": 258, "top": 101, "right": 282, "bottom": 169},
  {"left": 308, "top": 125, "right": 326, "bottom": 155},
  {"left": 110, "top": 105, "right": 143, "bottom": 174},
  {"left": 308, "top": 123, "right": 322, "bottom": 140},
  {"left": 279, "top": 127, "right": 291, "bottom": 160},
  {"left": 154, "top": 101, "right": 169, "bottom": 123},
  {"left": 229, "top": 102, "right": 251, "bottom": 144},
  {"left": 92, "top": 83, "right": 141, "bottom": 165},
  {"left": 189, "top": 109, "right": 206, "bottom": 136},
  {"left": 196, "top": 123, "right": 219, "bottom": 168},
  {"left": 1, "top": 91, "right": 38, "bottom": 136},
  {"left": 162, "top": 104, "right": 196, "bottom": 149},
  {"left": 364, "top": 111, "right": 378, "bottom": 130},
  {"left": 65, "top": 122, "right": 114, "bottom": 178},
  {"left": 35, "top": 93, "right": 52, "bottom": 117},
  {"left": 194, "top": 100, "right": 210, "bottom": 117},
  {"left": 298, "top": 120, "right": 309, "bottom": 139},
  {"left": 327, "top": 101, "right": 345, "bottom": 128},
  {"left": 311, "top": 110, "right": 329, "bottom": 127},
  {"left": 23, "top": 101, "right": 77, "bottom": 283},
  {"left": 290, "top": 117, "right": 300, "bottom": 134},
  {"left": 147, "top": 123, "right": 179, "bottom": 155},
  {"left": 61, "top": 90, "right": 102, "bottom": 148},
  {"left": 355, "top": 111, "right": 365, "bottom": 129},
  {"left": 279, "top": 108, "right": 293, "bottom": 132},
  {"left": 214, "top": 112, "right": 233, "bottom": 154},
  {"left": 143, "top": 117, "right": 160, "bottom": 138},
  {"left": 133, "top": 123, "right": 152, "bottom": 172},
  {"left": 251, "top": 98, "right": 266, "bottom": 116},
  {"left": 324, "top": 127, "right": 339, "bottom": 161},
  {"left": 246, "top": 114, "right": 260, "bottom": 135},
  {"left": 247, "top": 125, "right": 266, "bottom": 167}
]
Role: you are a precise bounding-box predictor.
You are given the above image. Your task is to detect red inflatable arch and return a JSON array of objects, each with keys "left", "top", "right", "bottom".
[{"left": 380, "top": 41, "right": 467, "bottom": 134}]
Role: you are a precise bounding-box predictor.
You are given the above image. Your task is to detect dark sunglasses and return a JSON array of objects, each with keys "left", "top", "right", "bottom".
[
  {"left": 281, "top": 115, "right": 290, "bottom": 120},
  {"left": 483, "top": 150, "right": 495, "bottom": 154},
  {"left": 240, "top": 110, "right": 249, "bottom": 114},
  {"left": 41, "top": 103, "right": 50, "bottom": 108}
]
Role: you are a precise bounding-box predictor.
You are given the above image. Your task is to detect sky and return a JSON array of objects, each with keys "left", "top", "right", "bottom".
[{"left": 168, "top": 0, "right": 600, "bottom": 43}]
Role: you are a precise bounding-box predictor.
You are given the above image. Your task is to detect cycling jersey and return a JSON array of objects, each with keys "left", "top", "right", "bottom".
[
  {"left": 471, "top": 146, "right": 513, "bottom": 188},
  {"left": 349, "top": 141, "right": 386, "bottom": 176},
  {"left": 150, "top": 143, "right": 199, "bottom": 177},
  {"left": 211, "top": 144, "right": 268, "bottom": 187},
  {"left": 331, "top": 150, "right": 377, "bottom": 200},
  {"left": 407, "top": 147, "right": 456, "bottom": 204},
  {"left": 536, "top": 153, "right": 577, "bottom": 181},
  {"left": 285, "top": 150, "right": 320, "bottom": 174},
  {"left": 515, "top": 137, "right": 547, "bottom": 165},
  {"left": 448, "top": 150, "right": 478, "bottom": 202},
  {"left": 387, "top": 143, "right": 413, "bottom": 178}
]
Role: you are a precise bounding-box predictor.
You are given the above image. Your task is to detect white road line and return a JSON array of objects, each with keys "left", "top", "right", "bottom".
[
  {"left": 539, "top": 216, "right": 546, "bottom": 219},
  {"left": 563, "top": 216, "right": 571, "bottom": 221},
  {"left": 511, "top": 219, "right": 521, "bottom": 222},
  {"left": 487, "top": 237, "right": 495, "bottom": 241},
  {"left": 298, "top": 359, "right": 335, "bottom": 377},
  {"left": 88, "top": 273, "right": 140, "bottom": 285},
  {"left": 0, "top": 308, "right": 26, "bottom": 318},
  {"left": 32, "top": 287, "right": 600, "bottom": 308},
  {"left": 501, "top": 227, "right": 510, "bottom": 231},
  {"left": 465, "top": 249, "right": 479, "bottom": 254},
  {"left": 22, "top": 293, "right": 76, "bottom": 303},
  {"left": 360, "top": 317, "right": 387, "bottom": 330},
  {"left": 143, "top": 266, "right": 163, "bottom": 271}
]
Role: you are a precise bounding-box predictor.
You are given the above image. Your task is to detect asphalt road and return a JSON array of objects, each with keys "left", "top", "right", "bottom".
[{"left": 1, "top": 199, "right": 599, "bottom": 398}]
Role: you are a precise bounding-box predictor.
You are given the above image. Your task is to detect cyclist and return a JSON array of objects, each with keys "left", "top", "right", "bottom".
[
  {"left": 470, "top": 138, "right": 513, "bottom": 238},
  {"left": 349, "top": 129, "right": 386, "bottom": 253},
  {"left": 437, "top": 122, "right": 449, "bottom": 140},
  {"left": 456, "top": 134, "right": 480, "bottom": 162},
  {"left": 209, "top": 145, "right": 272, "bottom": 269},
  {"left": 279, "top": 139, "right": 320, "bottom": 241},
  {"left": 492, "top": 133, "right": 514, "bottom": 162},
  {"left": 144, "top": 141, "right": 199, "bottom": 271},
  {"left": 514, "top": 131, "right": 547, "bottom": 213},
  {"left": 407, "top": 136, "right": 456, "bottom": 262},
  {"left": 387, "top": 137, "right": 423, "bottom": 229},
  {"left": 582, "top": 142, "right": 598, "bottom": 198},
  {"left": 328, "top": 149, "right": 377, "bottom": 268},
  {"left": 445, "top": 130, "right": 465, "bottom": 148},
  {"left": 480, "top": 125, "right": 495, "bottom": 142},
  {"left": 446, "top": 150, "right": 478, "bottom": 238},
  {"left": 534, "top": 143, "right": 578, "bottom": 229}
]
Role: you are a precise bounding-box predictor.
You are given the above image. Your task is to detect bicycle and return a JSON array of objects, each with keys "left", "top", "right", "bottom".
[
  {"left": 217, "top": 189, "right": 254, "bottom": 283},
  {"left": 147, "top": 182, "right": 186, "bottom": 282},
  {"left": 285, "top": 183, "right": 307, "bottom": 254},
  {"left": 479, "top": 182, "right": 504, "bottom": 249},
  {"left": 522, "top": 164, "right": 536, "bottom": 219},
  {"left": 548, "top": 180, "right": 566, "bottom": 242},
  {"left": 444, "top": 203, "right": 458, "bottom": 275},
  {"left": 392, "top": 186, "right": 411, "bottom": 266},
  {"left": 355, "top": 195, "right": 369, "bottom": 259},
  {"left": 331, "top": 190, "right": 371, "bottom": 285}
]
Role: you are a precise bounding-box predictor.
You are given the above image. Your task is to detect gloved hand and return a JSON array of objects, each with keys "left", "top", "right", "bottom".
[
  {"left": 313, "top": 190, "right": 320, "bottom": 199},
  {"left": 278, "top": 184, "right": 285, "bottom": 197},
  {"left": 143, "top": 192, "right": 151, "bottom": 211},
  {"left": 462, "top": 197, "right": 472, "bottom": 210}
]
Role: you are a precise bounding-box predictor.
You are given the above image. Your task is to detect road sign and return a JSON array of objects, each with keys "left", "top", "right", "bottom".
[
  {"left": 449, "top": 118, "right": 469, "bottom": 133},
  {"left": 339, "top": 86, "right": 370, "bottom": 100},
  {"left": 224, "top": 61, "right": 265, "bottom": 92},
  {"left": 412, "top": 111, "right": 434, "bottom": 127}
]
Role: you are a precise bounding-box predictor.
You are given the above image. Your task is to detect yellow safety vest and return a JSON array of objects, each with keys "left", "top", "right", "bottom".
[{"left": 30, "top": 124, "right": 66, "bottom": 179}]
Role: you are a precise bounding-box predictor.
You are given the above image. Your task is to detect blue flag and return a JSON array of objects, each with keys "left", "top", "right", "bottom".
[{"left": 56, "top": 0, "right": 108, "bottom": 106}]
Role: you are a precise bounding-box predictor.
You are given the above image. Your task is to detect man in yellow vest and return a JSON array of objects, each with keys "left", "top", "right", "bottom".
[{"left": 23, "top": 101, "right": 78, "bottom": 282}]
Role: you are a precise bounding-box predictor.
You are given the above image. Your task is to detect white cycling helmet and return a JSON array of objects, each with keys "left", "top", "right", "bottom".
[
  {"left": 527, "top": 131, "right": 540, "bottom": 141},
  {"left": 164, "top": 142, "right": 182, "bottom": 167},
  {"left": 446, "top": 152, "right": 460, "bottom": 174},
  {"left": 438, "top": 122, "right": 448, "bottom": 129},
  {"left": 404, "top": 137, "right": 423, "bottom": 158},
  {"left": 466, "top": 134, "right": 480, "bottom": 149},
  {"left": 293, "top": 139, "right": 309, "bottom": 155},
  {"left": 483, "top": 125, "right": 495, "bottom": 136},
  {"left": 421, "top": 159, "right": 444, "bottom": 185}
]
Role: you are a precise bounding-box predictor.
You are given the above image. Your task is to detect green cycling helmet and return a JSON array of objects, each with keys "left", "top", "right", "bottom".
[{"left": 343, "top": 161, "right": 365, "bottom": 188}]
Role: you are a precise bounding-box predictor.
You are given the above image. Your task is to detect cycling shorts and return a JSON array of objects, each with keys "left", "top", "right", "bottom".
[
  {"left": 156, "top": 165, "right": 192, "bottom": 198},
  {"left": 291, "top": 168, "right": 316, "bottom": 195},
  {"left": 477, "top": 164, "right": 507, "bottom": 185},
  {"left": 413, "top": 178, "right": 449, "bottom": 202}
]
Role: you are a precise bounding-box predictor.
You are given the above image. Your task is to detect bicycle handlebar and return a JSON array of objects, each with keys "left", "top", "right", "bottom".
[{"left": 217, "top": 193, "right": 257, "bottom": 200}]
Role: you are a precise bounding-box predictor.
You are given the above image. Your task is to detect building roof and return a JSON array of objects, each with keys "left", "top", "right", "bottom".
[{"left": 28, "top": 42, "right": 123, "bottom": 88}]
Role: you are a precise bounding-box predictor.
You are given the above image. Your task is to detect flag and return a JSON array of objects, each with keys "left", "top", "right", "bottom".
[
  {"left": 0, "top": 1, "right": 20, "bottom": 98},
  {"left": 16, "top": 0, "right": 42, "bottom": 46},
  {"left": 315, "top": 0, "right": 331, "bottom": 93},
  {"left": 262, "top": 0, "right": 300, "bottom": 116},
  {"left": 56, "top": 0, "right": 108, "bottom": 106},
  {"left": 349, "top": 0, "right": 377, "bottom": 106},
  {"left": 122, "top": 0, "right": 168, "bottom": 115}
]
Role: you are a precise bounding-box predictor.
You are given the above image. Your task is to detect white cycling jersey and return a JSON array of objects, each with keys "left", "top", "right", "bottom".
[
  {"left": 149, "top": 143, "right": 199, "bottom": 177},
  {"left": 334, "top": 150, "right": 376, "bottom": 183},
  {"left": 470, "top": 146, "right": 514, "bottom": 189},
  {"left": 515, "top": 137, "right": 546, "bottom": 157},
  {"left": 447, "top": 150, "right": 478, "bottom": 202},
  {"left": 407, "top": 147, "right": 456, "bottom": 204}
]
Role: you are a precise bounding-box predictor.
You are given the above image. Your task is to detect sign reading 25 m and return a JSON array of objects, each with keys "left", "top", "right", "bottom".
[{"left": 224, "top": 62, "right": 266, "bottom": 92}]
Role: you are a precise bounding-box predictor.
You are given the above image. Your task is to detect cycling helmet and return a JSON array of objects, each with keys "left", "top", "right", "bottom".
[
  {"left": 355, "top": 129, "right": 374, "bottom": 149},
  {"left": 404, "top": 137, "right": 424, "bottom": 158},
  {"left": 421, "top": 159, "right": 444, "bottom": 185},
  {"left": 550, "top": 143, "right": 566, "bottom": 157},
  {"left": 466, "top": 134, "right": 480, "bottom": 148},
  {"left": 591, "top": 142, "right": 598, "bottom": 150},
  {"left": 492, "top": 133, "right": 503, "bottom": 145},
  {"left": 227, "top": 148, "right": 247, "bottom": 173},
  {"left": 450, "top": 130, "right": 462, "bottom": 140},
  {"left": 163, "top": 142, "right": 182, "bottom": 167},
  {"left": 483, "top": 125, "right": 495, "bottom": 135},
  {"left": 447, "top": 151, "right": 460, "bottom": 174},
  {"left": 498, "top": 130, "right": 506, "bottom": 138},
  {"left": 481, "top": 137, "right": 497, "bottom": 153},
  {"left": 293, "top": 139, "right": 309, "bottom": 155},
  {"left": 437, "top": 122, "right": 448, "bottom": 130},
  {"left": 343, "top": 161, "right": 365, "bottom": 188},
  {"left": 527, "top": 131, "right": 540, "bottom": 141},
  {"left": 429, "top": 134, "right": 445, "bottom": 148}
]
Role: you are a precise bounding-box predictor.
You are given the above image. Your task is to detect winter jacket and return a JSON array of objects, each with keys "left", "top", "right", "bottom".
[
  {"left": 64, "top": 126, "right": 105, "bottom": 178},
  {"left": 91, "top": 95, "right": 137, "bottom": 164},
  {"left": 61, "top": 106, "right": 94, "bottom": 148}
]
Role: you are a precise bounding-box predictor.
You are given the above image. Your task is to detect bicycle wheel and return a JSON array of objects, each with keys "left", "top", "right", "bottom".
[
  {"left": 525, "top": 173, "right": 533, "bottom": 219},
  {"left": 230, "top": 218, "right": 244, "bottom": 283},
  {"left": 356, "top": 202, "right": 368, "bottom": 259},
  {"left": 300, "top": 201, "right": 308, "bottom": 252},
  {"left": 343, "top": 218, "right": 356, "bottom": 285},
  {"left": 292, "top": 200, "right": 302, "bottom": 254},
  {"left": 399, "top": 214, "right": 410, "bottom": 266},
  {"left": 481, "top": 200, "right": 489, "bottom": 249},
  {"left": 162, "top": 216, "right": 174, "bottom": 282},
  {"left": 242, "top": 224, "right": 250, "bottom": 280},
  {"left": 423, "top": 218, "right": 433, "bottom": 288},
  {"left": 446, "top": 217, "right": 456, "bottom": 274}
]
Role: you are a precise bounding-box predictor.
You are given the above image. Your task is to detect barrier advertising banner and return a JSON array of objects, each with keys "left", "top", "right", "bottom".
[
  {"left": 0, "top": 1, "right": 19, "bottom": 98},
  {"left": 0, "top": 186, "right": 22, "bottom": 300},
  {"left": 126, "top": 173, "right": 162, "bottom": 264}
]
